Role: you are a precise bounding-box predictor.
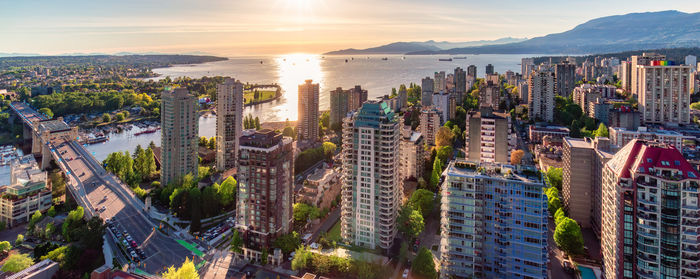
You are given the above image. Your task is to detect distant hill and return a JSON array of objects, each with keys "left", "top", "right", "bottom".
[
  {"left": 408, "top": 10, "right": 700, "bottom": 55},
  {"left": 323, "top": 37, "right": 527, "bottom": 55}
]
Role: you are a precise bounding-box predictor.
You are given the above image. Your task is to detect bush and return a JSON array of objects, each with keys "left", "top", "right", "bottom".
[{"left": 554, "top": 217, "right": 584, "bottom": 255}]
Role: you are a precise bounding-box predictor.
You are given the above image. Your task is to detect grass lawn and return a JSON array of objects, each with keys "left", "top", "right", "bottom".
[
  {"left": 243, "top": 90, "right": 276, "bottom": 104},
  {"left": 326, "top": 220, "right": 341, "bottom": 242}
]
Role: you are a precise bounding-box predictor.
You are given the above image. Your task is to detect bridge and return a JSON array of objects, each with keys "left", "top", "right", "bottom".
[{"left": 9, "top": 102, "right": 193, "bottom": 274}]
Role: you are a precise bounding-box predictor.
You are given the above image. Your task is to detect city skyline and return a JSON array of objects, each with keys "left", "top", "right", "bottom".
[{"left": 1, "top": 1, "right": 699, "bottom": 56}]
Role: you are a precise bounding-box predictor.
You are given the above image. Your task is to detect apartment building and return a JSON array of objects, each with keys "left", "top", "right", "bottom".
[
  {"left": 216, "top": 78, "right": 244, "bottom": 171},
  {"left": 528, "top": 69, "right": 556, "bottom": 122},
  {"left": 236, "top": 129, "right": 294, "bottom": 251},
  {"left": 465, "top": 107, "right": 512, "bottom": 164},
  {"left": 161, "top": 87, "right": 199, "bottom": 185},
  {"left": 609, "top": 127, "right": 684, "bottom": 151},
  {"left": 0, "top": 155, "right": 51, "bottom": 227},
  {"left": 601, "top": 140, "right": 700, "bottom": 279},
  {"left": 341, "top": 101, "right": 401, "bottom": 250},
  {"left": 297, "top": 80, "right": 320, "bottom": 142},
  {"left": 420, "top": 106, "right": 442, "bottom": 146},
  {"left": 636, "top": 63, "right": 693, "bottom": 125},
  {"left": 439, "top": 160, "right": 548, "bottom": 279}
]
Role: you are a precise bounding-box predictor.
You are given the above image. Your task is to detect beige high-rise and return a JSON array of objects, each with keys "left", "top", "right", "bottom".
[
  {"left": 637, "top": 65, "right": 692, "bottom": 125},
  {"left": 216, "top": 78, "right": 244, "bottom": 171},
  {"left": 528, "top": 68, "right": 555, "bottom": 122},
  {"left": 161, "top": 87, "right": 199, "bottom": 186},
  {"left": 297, "top": 80, "right": 319, "bottom": 142}
]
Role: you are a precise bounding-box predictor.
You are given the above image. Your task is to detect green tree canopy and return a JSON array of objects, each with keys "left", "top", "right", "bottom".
[
  {"left": 322, "top": 142, "right": 337, "bottom": 159},
  {"left": 554, "top": 208, "right": 566, "bottom": 225},
  {"left": 436, "top": 146, "right": 453, "bottom": 164},
  {"left": 217, "top": 176, "right": 237, "bottom": 207},
  {"left": 546, "top": 168, "right": 563, "bottom": 190},
  {"left": 409, "top": 189, "right": 435, "bottom": 217},
  {"left": 554, "top": 217, "right": 585, "bottom": 255},
  {"left": 230, "top": 230, "right": 243, "bottom": 254},
  {"left": 595, "top": 123, "right": 609, "bottom": 138},
  {"left": 0, "top": 241, "right": 11, "bottom": 253},
  {"left": 38, "top": 107, "right": 53, "bottom": 119},
  {"left": 1, "top": 254, "right": 34, "bottom": 273},
  {"left": 412, "top": 247, "right": 437, "bottom": 279},
  {"left": 397, "top": 205, "right": 424, "bottom": 240},
  {"left": 435, "top": 126, "right": 454, "bottom": 147},
  {"left": 15, "top": 234, "right": 24, "bottom": 246},
  {"left": 272, "top": 231, "right": 301, "bottom": 255},
  {"left": 162, "top": 258, "right": 199, "bottom": 279},
  {"left": 294, "top": 203, "right": 320, "bottom": 223},
  {"left": 548, "top": 196, "right": 562, "bottom": 216}
]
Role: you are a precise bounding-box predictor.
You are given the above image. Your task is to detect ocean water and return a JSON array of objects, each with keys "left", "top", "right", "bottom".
[{"left": 89, "top": 53, "right": 535, "bottom": 160}]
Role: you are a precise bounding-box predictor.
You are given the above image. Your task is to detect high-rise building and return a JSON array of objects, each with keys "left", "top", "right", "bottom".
[
  {"left": 608, "top": 127, "right": 684, "bottom": 151},
  {"left": 420, "top": 106, "right": 441, "bottom": 146},
  {"left": 341, "top": 101, "right": 401, "bottom": 250},
  {"left": 0, "top": 155, "right": 51, "bottom": 227},
  {"left": 432, "top": 92, "right": 455, "bottom": 123},
  {"left": 479, "top": 80, "right": 500, "bottom": 109},
  {"left": 465, "top": 107, "right": 512, "bottom": 164},
  {"left": 485, "top": 64, "right": 494, "bottom": 75},
  {"left": 400, "top": 126, "right": 424, "bottom": 181},
  {"left": 528, "top": 69, "right": 556, "bottom": 122},
  {"left": 216, "top": 78, "right": 244, "bottom": 171},
  {"left": 434, "top": 71, "right": 446, "bottom": 93},
  {"left": 297, "top": 80, "right": 320, "bottom": 142},
  {"left": 555, "top": 61, "right": 576, "bottom": 97},
  {"left": 348, "top": 85, "right": 368, "bottom": 112},
  {"left": 467, "top": 65, "right": 477, "bottom": 82},
  {"left": 398, "top": 86, "right": 408, "bottom": 109},
  {"left": 601, "top": 140, "right": 700, "bottom": 279},
  {"left": 439, "top": 160, "right": 549, "bottom": 279},
  {"left": 454, "top": 67, "right": 466, "bottom": 103},
  {"left": 330, "top": 87, "right": 350, "bottom": 130},
  {"left": 421, "top": 77, "right": 434, "bottom": 106},
  {"left": 637, "top": 63, "right": 692, "bottom": 125},
  {"left": 630, "top": 53, "right": 666, "bottom": 96},
  {"left": 161, "top": 87, "right": 198, "bottom": 185},
  {"left": 521, "top": 58, "right": 535, "bottom": 76},
  {"left": 518, "top": 81, "right": 529, "bottom": 104},
  {"left": 620, "top": 61, "right": 632, "bottom": 92},
  {"left": 562, "top": 137, "right": 612, "bottom": 232},
  {"left": 236, "top": 129, "right": 294, "bottom": 251}
]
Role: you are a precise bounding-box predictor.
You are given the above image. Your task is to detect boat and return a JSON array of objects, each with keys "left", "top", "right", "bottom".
[
  {"left": 134, "top": 127, "right": 158, "bottom": 136},
  {"left": 453, "top": 56, "right": 467, "bottom": 59},
  {"left": 439, "top": 58, "right": 453, "bottom": 62},
  {"left": 345, "top": 59, "right": 348, "bottom": 63},
  {"left": 86, "top": 133, "right": 108, "bottom": 144},
  {"left": 381, "top": 57, "right": 388, "bottom": 61}
]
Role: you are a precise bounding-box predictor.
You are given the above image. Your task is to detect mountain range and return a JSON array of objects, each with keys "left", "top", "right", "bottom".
[
  {"left": 323, "top": 38, "right": 527, "bottom": 55},
  {"left": 325, "top": 10, "right": 700, "bottom": 55}
]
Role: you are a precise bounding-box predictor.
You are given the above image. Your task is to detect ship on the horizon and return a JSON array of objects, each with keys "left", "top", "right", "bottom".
[{"left": 438, "top": 58, "right": 452, "bottom": 62}]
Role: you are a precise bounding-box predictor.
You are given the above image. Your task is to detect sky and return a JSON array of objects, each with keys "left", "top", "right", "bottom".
[{"left": 1, "top": 0, "right": 699, "bottom": 56}]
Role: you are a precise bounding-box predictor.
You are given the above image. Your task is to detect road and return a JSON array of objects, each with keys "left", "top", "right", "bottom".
[{"left": 50, "top": 138, "right": 192, "bottom": 274}]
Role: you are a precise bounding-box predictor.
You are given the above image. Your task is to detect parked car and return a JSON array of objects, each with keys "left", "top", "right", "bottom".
[{"left": 402, "top": 269, "right": 409, "bottom": 278}]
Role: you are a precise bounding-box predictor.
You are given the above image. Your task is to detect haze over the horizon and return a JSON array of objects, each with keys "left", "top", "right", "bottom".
[{"left": 1, "top": 0, "right": 699, "bottom": 56}]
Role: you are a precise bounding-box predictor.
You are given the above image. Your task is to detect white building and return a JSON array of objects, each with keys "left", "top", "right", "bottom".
[
  {"left": 400, "top": 127, "right": 424, "bottom": 181},
  {"left": 341, "top": 101, "right": 401, "bottom": 249},
  {"left": 420, "top": 106, "right": 442, "bottom": 146},
  {"left": 432, "top": 91, "right": 455, "bottom": 123},
  {"left": 0, "top": 155, "right": 51, "bottom": 227},
  {"left": 608, "top": 127, "right": 685, "bottom": 151},
  {"left": 216, "top": 78, "right": 244, "bottom": 171},
  {"left": 528, "top": 68, "right": 556, "bottom": 122},
  {"left": 637, "top": 64, "right": 693, "bottom": 125}
]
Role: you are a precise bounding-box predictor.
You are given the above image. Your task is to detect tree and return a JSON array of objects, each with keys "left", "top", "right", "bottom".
[
  {"left": 272, "top": 231, "right": 301, "bottom": 255},
  {"left": 435, "top": 126, "right": 453, "bottom": 147},
  {"left": 294, "top": 203, "right": 320, "bottom": 223},
  {"left": 261, "top": 248, "right": 269, "bottom": 265},
  {"left": 322, "top": 142, "right": 337, "bottom": 159},
  {"left": 554, "top": 208, "right": 566, "bottom": 225},
  {"left": 409, "top": 189, "right": 435, "bottom": 217},
  {"left": 102, "top": 113, "right": 111, "bottom": 122},
  {"left": 15, "top": 234, "right": 24, "bottom": 246},
  {"left": 207, "top": 137, "right": 216, "bottom": 150},
  {"left": 230, "top": 230, "right": 243, "bottom": 254},
  {"left": 510, "top": 149, "right": 525, "bottom": 165},
  {"left": 436, "top": 146, "right": 453, "bottom": 164},
  {"left": 188, "top": 187, "right": 202, "bottom": 233},
  {"left": 201, "top": 186, "right": 219, "bottom": 218},
  {"left": 412, "top": 248, "right": 437, "bottom": 279},
  {"left": 546, "top": 167, "right": 563, "bottom": 190},
  {"left": 399, "top": 241, "right": 408, "bottom": 264},
  {"left": 282, "top": 126, "right": 296, "bottom": 139},
  {"left": 162, "top": 258, "right": 199, "bottom": 279},
  {"left": 254, "top": 116, "right": 261, "bottom": 130},
  {"left": 554, "top": 217, "right": 584, "bottom": 255},
  {"left": 28, "top": 210, "right": 42, "bottom": 231},
  {"left": 548, "top": 196, "right": 562, "bottom": 216},
  {"left": 0, "top": 241, "right": 11, "bottom": 254},
  {"left": 115, "top": 112, "right": 125, "bottom": 121},
  {"left": 451, "top": 125, "right": 462, "bottom": 142},
  {"left": 38, "top": 107, "right": 53, "bottom": 119},
  {"left": 1, "top": 254, "right": 33, "bottom": 272},
  {"left": 217, "top": 176, "right": 237, "bottom": 207},
  {"left": 397, "top": 205, "right": 424, "bottom": 240},
  {"left": 291, "top": 247, "right": 313, "bottom": 271},
  {"left": 595, "top": 123, "right": 609, "bottom": 138}
]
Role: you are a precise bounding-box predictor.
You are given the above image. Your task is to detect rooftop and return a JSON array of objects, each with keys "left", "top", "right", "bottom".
[
  {"left": 608, "top": 139, "right": 699, "bottom": 180},
  {"left": 445, "top": 159, "right": 543, "bottom": 184},
  {"left": 37, "top": 119, "right": 70, "bottom": 133}
]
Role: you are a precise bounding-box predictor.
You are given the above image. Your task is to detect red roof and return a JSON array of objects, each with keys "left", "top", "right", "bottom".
[{"left": 610, "top": 139, "right": 699, "bottom": 179}]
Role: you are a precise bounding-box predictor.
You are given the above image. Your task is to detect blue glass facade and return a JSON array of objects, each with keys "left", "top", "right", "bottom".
[{"left": 440, "top": 160, "right": 549, "bottom": 279}]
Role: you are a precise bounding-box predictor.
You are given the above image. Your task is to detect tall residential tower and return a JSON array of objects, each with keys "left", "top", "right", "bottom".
[
  {"left": 161, "top": 87, "right": 199, "bottom": 185},
  {"left": 298, "top": 80, "right": 320, "bottom": 142},
  {"left": 216, "top": 78, "right": 244, "bottom": 171}
]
